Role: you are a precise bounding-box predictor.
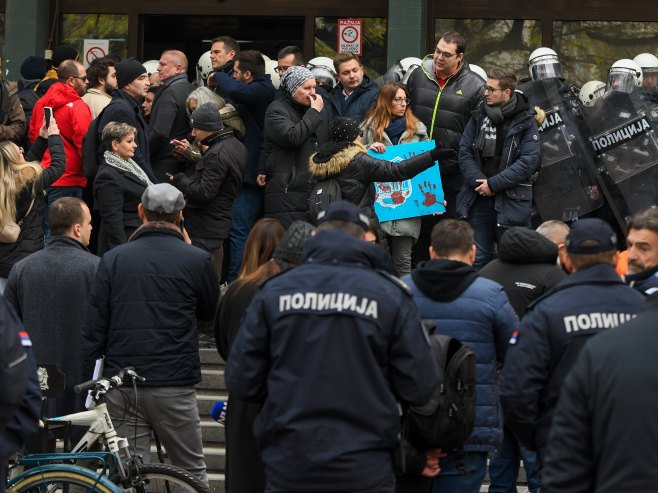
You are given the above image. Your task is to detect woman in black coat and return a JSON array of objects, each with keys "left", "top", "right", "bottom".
[
  {"left": 0, "top": 117, "right": 64, "bottom": 289},
  {"left": 263, "top": 66, "right": 329, "bottom": 228},
  {"left": 94, "top": 121, "right": 154, "bottom": 256}
]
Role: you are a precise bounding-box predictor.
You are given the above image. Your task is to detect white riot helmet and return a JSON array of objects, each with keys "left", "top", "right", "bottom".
[
  {"left": 607, "top": 59, "right": 643, "bottom": 93},
  {"left": 528, "top": 47, "right": 563, "bottom": 81},
  {"left": 265, "top": 59, "right": 281, "bottom": 89},
  {"left": 578, "top": 80, "right": 606, "bottom": 107},
  {"left": 307, "top": 57, "right": 338, "bottom": 89},
  {"left": 142, "top": 60, "right": 159, "bottom": 76},
  {"left": 469, "top": 64, "right": 487, "bottom": 82},
  {"left": 196, "top": 51, "right": 213, "bottom": 86},
  {"left": 633, "top": 53, "right": 658, "bottom": 74}
]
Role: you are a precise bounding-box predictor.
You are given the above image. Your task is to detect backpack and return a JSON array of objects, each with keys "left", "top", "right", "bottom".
[
  {"left": 405, "top": 333, "right": 476, "bottom": 453},
  {"left": 308, "top": 176, "right": 343, "bottom": 221}
]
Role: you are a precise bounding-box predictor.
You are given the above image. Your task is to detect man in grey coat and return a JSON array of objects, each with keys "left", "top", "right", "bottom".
[{"left": 5, "top": 197, "right": 98, "bottom": 417}]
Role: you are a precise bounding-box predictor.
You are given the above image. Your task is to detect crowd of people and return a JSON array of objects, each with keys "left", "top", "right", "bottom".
[{"left": 1, "top": 28, "right": 658, "bottom": 493}]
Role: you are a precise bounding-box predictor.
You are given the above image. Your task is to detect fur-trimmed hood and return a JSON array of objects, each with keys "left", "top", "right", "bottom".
[{"left": 308, "top": 144, "right": 365, "bottom": 179}]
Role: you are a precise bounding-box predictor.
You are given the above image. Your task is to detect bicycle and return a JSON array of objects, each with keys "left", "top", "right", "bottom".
[{"left": 7, "top": 368, "right": 211, "bottom": 493}]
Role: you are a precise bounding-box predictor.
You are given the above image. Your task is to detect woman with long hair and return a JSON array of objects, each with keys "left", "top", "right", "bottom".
[
  {"left": 0, "top": 117, "right": 63, "bottom": 292},
  {"left": 360, "top": 82, "right": 430, "bottom": 276},
  {"left": 214, "top": 219, "right": 314, "bottom": 493},
  {"left": 94, "top": 122, "right": 154, "bottom": 255}
]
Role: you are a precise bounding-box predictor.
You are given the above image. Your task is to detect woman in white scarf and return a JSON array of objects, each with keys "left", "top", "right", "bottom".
[{"left": 93, "top": 121, "right": 155, "bottom": 255}]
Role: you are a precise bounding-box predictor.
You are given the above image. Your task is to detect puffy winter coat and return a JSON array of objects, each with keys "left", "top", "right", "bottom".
[
  {"left": 29, "top": 82, "right": 92, "bottom": 187},
  {"left": 404, "top": 259, "right": 518, "bottom": 452},
  {"left": 263, "top": 95, "right": 329, "bottom": 228}
]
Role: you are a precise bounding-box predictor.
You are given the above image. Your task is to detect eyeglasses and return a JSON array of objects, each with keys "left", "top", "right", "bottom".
[
  {"left": 434, "top": 49, "right": 458, "bottom": 59},
  {"left": 72, "top": 75, "right": 88, "bottom": 82},
  {"left": 484, "top": 86, "right": 504, "bottom": 93},
  {"left": 393, "top": 97, "right": 410, "bottom": 105},
  {"left": 275, "top": 66, "right": 291, "bottom": 74}
]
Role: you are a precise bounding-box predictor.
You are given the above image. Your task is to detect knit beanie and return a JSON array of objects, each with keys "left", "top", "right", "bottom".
[
  {"left": 20, "top": 56, "right": 47, "bottom": 80},
  {"left": 273, "top": 221, "right": 316, "bottom": 266},
  {"left": 281, "top": 66, "right": 315, "bottom": 96},
  {"left": 190, "top": 102, "right": 223, "bottom": 132},
  {"left": 116, "top": 58, "right": 147, "bottom": 89},
  {"left": 52, "top": 45, "right": 79, "bottom": 67},
  {"left": 329, "top": 117, "right": 360, "bottom": 143}
]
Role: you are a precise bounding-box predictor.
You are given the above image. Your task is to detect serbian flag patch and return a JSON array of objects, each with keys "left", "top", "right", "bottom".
[{"left": 19, "top": 331, "right": 32, "bottom": 347}]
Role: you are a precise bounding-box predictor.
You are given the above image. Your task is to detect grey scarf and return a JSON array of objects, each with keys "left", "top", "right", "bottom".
[
  {"left": 477, "top": 93, "right": 518, "bottom": 158},
  {"left": 103, "top": 150, "right": 154, "bottom": 186}
]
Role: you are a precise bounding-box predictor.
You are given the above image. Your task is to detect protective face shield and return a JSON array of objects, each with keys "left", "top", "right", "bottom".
[
  {"left": 196, "top": 51, "right": 213, "bottom": 85},
  {"left": 528, "top": 47, "right": 563, "bottom": 81},
  {"left": 307, "top": 58, "right": 338, "bottom": 89},
  {"left": 578, "top": 80, "right": 606, "bottom": 107},
  {"left": 469, "top": 64, "right": 487, "bottom": 82},
  {"left": 142, "top": 60, "right": 159, "bottom": 76},
  {"left": 606, "top": 59, "right": 643, "bottom": 94},
  {"left": 633, "top": 53, "right": 658, "bottom": 89},
  {"left": 264, "top": 59, "right": 281, "bottom": 89}
]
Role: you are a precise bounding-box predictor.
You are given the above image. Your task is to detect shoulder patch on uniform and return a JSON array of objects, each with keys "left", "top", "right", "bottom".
[
  {"left": 533, "top": 134, "right": 539, "bottom": 140},
  {"left": 19, "top": 331, "right": 32, "bottom": 347}
]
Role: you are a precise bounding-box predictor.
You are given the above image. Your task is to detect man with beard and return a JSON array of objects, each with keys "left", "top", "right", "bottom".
[
  {"left": 625, "top": 207, "right": 658, "bottom": 295},
  {"left": 82, "top": 57, "right": 117, "bottom": 118}
]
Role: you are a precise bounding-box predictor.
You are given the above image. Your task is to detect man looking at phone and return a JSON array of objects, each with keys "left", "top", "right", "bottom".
[{"left": 29, "top": 60, "right": 92, "bottom": 241}]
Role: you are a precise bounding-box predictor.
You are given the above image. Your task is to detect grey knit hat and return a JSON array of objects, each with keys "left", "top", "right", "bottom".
[
  {"left": 273, "top": 221, "right": 316, "bottom": 266},
  {"left": 190, "top": 102, "right": 223, "bottom": 132},
  {"left": 281, "top": 66, "right": 315, "bottom": 96}
]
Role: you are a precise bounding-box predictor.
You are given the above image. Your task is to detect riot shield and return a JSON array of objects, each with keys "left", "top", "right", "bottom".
[
  {"left": 519, "top": 78, "right": 604, "bottom": 223},
  {"left": 584, "top": 91, "right": 658, "bottom": 225}
]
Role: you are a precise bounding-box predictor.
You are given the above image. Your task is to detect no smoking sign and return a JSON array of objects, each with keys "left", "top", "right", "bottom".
[{"left": 338, "top": 19, "right": 362, "bottom": 56}]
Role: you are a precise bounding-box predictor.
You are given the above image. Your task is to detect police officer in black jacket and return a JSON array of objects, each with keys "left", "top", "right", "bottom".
[
  {"left": 499, "top": 218, "right": 644, "bottom": 465},
  {"left": 226, "top": 201, "right": 439, "bottom": 493}
]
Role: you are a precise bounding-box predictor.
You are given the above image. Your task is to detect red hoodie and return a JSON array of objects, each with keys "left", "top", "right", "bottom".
[{"left": 29, "top": 82, "right": 92, "bottom": 187}]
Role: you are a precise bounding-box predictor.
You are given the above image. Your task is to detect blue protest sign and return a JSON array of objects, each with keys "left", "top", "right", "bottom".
[{"left": 369, "top": 141, "right": 446, "bottom": 222}]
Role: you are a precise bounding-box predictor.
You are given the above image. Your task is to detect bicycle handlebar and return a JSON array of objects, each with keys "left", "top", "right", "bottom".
[{"left": 73, "top": 367, "right": 145, "bottom": 394}]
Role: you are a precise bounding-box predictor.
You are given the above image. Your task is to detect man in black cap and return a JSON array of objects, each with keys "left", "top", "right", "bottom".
[
  {"left": 17, "top": 56, "right": 46, "bottom": 148},
  {"left": 499, "top": 218, "right": 644, "bottom": 469},
  {"left": 170, "top": 102, "right": 247, "bottom": 280},
  {"left": 97, "top": 58, "right": 155, "bottom": 181},
  {"left": 35, "top": 45, "right": 79, "bottom": 97},
  {"left": 226, "top": 200, "right": 438, "bottom": 493},
  {"left": 83, "top": 183, "right": 218, "bottom": 484}
]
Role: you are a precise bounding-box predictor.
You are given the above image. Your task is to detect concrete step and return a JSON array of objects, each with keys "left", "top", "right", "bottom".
[
  {"left": 196, "top": 390, "right": 228, "bottom": 416},
  {"left": 198, "top": 369, "right": 225, "bottom": 391},
  {"left": 149, "top": 445, "right": 225, "bottom": 471},
  {"left": 207, "top": 472, "right": 224, "bottom": 493},
  {"left": 200, "top": 418, "right": 225, "bottom": 444},
  {"left": 200, "top": 347, "right": 225, "bottom": 365}
]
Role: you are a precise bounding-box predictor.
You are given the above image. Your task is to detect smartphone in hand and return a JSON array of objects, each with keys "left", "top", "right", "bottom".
[{"left": 44, "top": 106, "right": 53, "bottom": 127}]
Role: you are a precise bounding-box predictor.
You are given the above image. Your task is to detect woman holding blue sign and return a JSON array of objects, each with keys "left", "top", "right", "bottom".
[
  {"left": 360, "top": 82, "right": 429, "bottom": 276},
  {"left": 308, "top": 114, "right": 449, "bottom": 276}
]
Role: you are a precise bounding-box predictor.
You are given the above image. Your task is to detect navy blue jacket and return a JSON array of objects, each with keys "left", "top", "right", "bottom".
[
  {"left": 458, "top": 92, "right": 540, "bottom": 226},
  {"left": 499, "top": 263, "right": 644, "bottom": 456},
  {"left": 212, "top": 72, "right": 275, "bottom": 185},
  {"left": 226, "top": 230, "right": 438, "bottom": 491},
  {"left": 83, "top": 223, "right": 219, "bottom": 387},
  {"left": 404, "top": 260, "right": 518, "bottom": 452},
  {"left": 625, "top": 265, "right": 658, "bottom": 295},
  {"left": 326, "top": 75, "right": 379, "bottom": 124}
]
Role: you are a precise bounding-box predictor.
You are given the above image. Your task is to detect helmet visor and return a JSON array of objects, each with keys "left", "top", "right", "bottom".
[
  {"left": 530, "top": 60, "right": 563, "bottom": 81},
  {"left": 607, "top": 71, "right": 636, "bottom": 94}
]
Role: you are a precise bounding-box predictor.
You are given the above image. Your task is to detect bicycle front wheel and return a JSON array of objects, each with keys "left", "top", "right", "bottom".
[
  {"left": 131, "top": 464, "right": 210, "bottom": 493},
  {"left": 9, "top": 464, "right": 122, "bottom": 493}
]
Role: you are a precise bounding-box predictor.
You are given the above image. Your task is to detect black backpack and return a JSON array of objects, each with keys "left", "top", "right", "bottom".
[
  {"left": 308, "top": 176, "right": 343, "bottom": 221},
  {"left": 82, "top": 116, "right": 103, "bottom": 180},
  {"left": 405, "top": 333, "right": 477, "bottom": 453}
]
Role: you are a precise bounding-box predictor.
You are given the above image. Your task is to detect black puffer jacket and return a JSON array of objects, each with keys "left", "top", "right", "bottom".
[
  {"left": 406, "top": 58, "right": 483, "bottom": 189},
  {"left": 308, "top": 144, "right": 436, "bottom": 219},
  {"left": 263, "top": 95, "right": 329, "bottom": 228},
  {"left": 0, "top": 135, "right": 65, "bottom": 278},
  {"left": 83, "top": 223, "right": 219, "bottom": 386},
  {"left": 173, "top": 130, "right": 247, "bottom": 249},
  {"left": 479, "top": 227, "right": 566, "bottom": 317}
]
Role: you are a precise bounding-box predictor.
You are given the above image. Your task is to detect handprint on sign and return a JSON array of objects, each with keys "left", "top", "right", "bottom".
[
  {"left": 418, "top": 181, "right": 438, "bottom": 206},
  {"left": 378, "top": 183, "right": 392, "bottom": 193}
]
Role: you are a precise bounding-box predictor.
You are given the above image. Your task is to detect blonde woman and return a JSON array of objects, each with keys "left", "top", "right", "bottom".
[{"left": 0, "top": 117, "right": 63, "bottom": 291}]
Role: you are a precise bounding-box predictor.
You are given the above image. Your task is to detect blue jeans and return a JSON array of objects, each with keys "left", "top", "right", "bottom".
[
  {"left": 44, "top": 186, "right": 84, "bottom": 244},
  {"left": 227, "top": 184, "right": 263, "bottom": 281},
  {"left": 431, "top": 451, "right": 488, "bottom": 493},
  {"left": 488, "top": 430, "right": 539, "bottom": 493}
]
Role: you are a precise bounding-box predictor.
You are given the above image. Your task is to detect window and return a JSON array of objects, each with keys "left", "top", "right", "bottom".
[
  {"left": 314, "top": 16, "right": 387, "bottom": 79},
  {"left": 434, "top": 19, "right": 542, "bottom": 77},
  {"left": 61, "top": 14, "right": 129, "bottom": 62}
]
